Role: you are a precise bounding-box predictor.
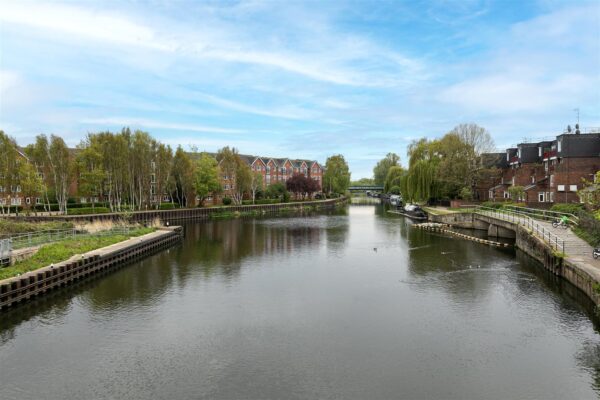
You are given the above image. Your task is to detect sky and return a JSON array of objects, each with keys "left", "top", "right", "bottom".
[{"left": 1, "top": 0, "right": 599, "bottom": 179}]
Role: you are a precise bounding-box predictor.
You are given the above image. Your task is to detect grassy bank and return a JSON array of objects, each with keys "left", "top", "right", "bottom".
[
  {"left": 0, "top": 227, "right": 155, "bottom": 280},
  {"left": 0, "top": 219, "right": 74, "bottom": 236}
]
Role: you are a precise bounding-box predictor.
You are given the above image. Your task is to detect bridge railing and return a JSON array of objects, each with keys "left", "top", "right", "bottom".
[
  {"left": 475, "top": 206, "right": 565, "bottom": 254},
  {"left": 501, "top": 205, "right": 579, "bottom": 226}
]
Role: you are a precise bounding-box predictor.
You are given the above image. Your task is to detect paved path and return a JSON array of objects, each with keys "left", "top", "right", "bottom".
[{"left": 476, "top": 209, "right": 600, "bottom": 282}]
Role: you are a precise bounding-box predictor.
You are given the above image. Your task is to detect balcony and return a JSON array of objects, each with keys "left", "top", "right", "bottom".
[{"left": 509, "top": 156, "right": 519, "bottom": 164}]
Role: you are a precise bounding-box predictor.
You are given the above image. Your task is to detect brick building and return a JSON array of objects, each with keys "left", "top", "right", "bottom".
[
  {"left": 483, "top": 130, "right": 600, "bottom": 205},
  {"left": 219, "top": 155, "right": 324, "bottom": 203}
]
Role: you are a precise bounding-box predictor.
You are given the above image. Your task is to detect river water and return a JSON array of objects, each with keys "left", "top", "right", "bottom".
[{"left": 1, "top": 205, "right": 600, "bottom": 399}]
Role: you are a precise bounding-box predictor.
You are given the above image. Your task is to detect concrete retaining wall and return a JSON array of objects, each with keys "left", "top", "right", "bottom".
[
  {"left": 0, "top": 227, "right": 183, "bottom": 310},
  {"left": 432, "top": 211, "right": 600, "bottom": 305}
]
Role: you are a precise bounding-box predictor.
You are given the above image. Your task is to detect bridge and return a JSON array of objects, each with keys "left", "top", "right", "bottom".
[{"left": 348, "top": 185, "right": 383, "bottom": 193}]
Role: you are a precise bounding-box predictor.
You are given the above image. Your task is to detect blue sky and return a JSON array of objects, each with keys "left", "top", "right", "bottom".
[{"left": 1, "top": 0, "right": 599, "bottom": 178}]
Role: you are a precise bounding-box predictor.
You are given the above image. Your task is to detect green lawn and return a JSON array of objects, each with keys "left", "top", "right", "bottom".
[
  {"left": 0, "top": 227, "right": 155, "bottom": 280},
  {"left": 0, "top": 219, "right": 74, "bottom": 236}
]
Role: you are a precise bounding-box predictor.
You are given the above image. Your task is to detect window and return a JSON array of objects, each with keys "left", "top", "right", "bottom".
[
  {"left": 549, "top": 175, "right": 554, "bottom": 187},
  {"left": 26, "top": 197, "right": 31, "bottom": 205},
  {"left": 538, "top": 147, "right": 542, "bottom": 157},
  {"left": 36, "top": 198, "right": 42, "bottom": 204},
  {"left": 570, "top": 184, "right": 577, "bottom": 192},
  {"left": 518, "top": 148, "right": 522, "bottom": 158},
  {"left": 511, "top": 177, "right": 515, "bottom": 185},
  {"left": 281, "top": 167, "right": 286, "bottom": 174},
  {"left": 538, "top": 192, "right": 545, "bottom": 202},
  {"left": 16, "top": 185, "right": 21, "bottom": 193},
  {"left": 11, "top": 198, "right": 21, "bottom": 205},
  {"left": 267, "top": 166, "right": 271, "bottom": 173},
  {"left": 151, "top": 161, "right": 156, "bottom": 170},
  {"left": 81, "top": 197, "right": 87, "bottom": 204},
  {"left": 150, "top": 184, "right": 156, "bottom": 195},
  {"left": 266, "top": 175, "right": 271, "bottom": 184},
  {"left": 151, "top": 174, "right": 156, "bottom": 183},
  {"left": 531, "top": 176, "right": 535, "bottom": 184},
  {"left": 549, "top": 192, "right": 554, "bottom": 202},
  {"left": 503, "top": 191, "right": 510, "bottom": 199},
  {"left": 558, "top": 185, "right": 565, "bottom": 192},
  {"left": 558, "top": 140, "right": 562, "bottom": 152}
]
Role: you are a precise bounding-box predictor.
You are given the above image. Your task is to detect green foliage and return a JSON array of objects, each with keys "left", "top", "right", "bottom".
[
  {"left": 459, "top": 187, "right": 473, "bottom": 201},
  {"left": 0, "top": 227, "right": 154, "bottom": 280},
  {"left": 550, "top": 203, "right": 584, "bottom": 215},
  {"left": 481, "top": 201, "right": 504, "bottom": 209},
  {"left": 373, "top": 153, "right": 400, "bottom": 186},
  {"left": 265, "top": 182, "right": 287, "bottom": 199},
  {"left": 0, "top": 219, "right": 73, "bottom": 236},
  {"left": 159, "top": 202, "right": 177, "bottom": 210},
  {"left": 384, "top": 166, "right": 405, "bottom": 193},
  {"left": 508, "top": 186, "right": 525, "bottom": 201},
  {"left": 194, "top": 153, "right": 220, "bottom": 206},
  {"left": 323, "top": 154, "right": 351, "bottom": 194},
  {"left": 573, "top": 210, "right": 600, "bottom": 246},
  {"left": 67, "top": 207, "right": 111, "bottom": 215},
  {"left": 389, "top": 185, "right": 401, "bottom": 195},
  {"left": 351, "top": 178, "right": 375, "bottom": 186},
  {"left": 242, "top": 199, "right": 281, "bottom": 205},
  {"left": 222, "top": 197, "right": 232, "bottom": 205}
]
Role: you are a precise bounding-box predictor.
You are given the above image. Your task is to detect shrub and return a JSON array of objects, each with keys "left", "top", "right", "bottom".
[
  {"left": 222, "top": 197, "right": 232, "bottom": 206},
  {"left": 67, "top": 207, "right": 111, "bottom": 215},
  {"left": 481, "top": 201, "right": 504, "bottom": 209},
  {"left": 159, "top": 203, "right": 176, "bottom": 210},
  {"left": 389, "top": 186, "right": 401, "bottom": 195},
  {"left": 550, "top": 203, "right": 584, "bottom": 215}
]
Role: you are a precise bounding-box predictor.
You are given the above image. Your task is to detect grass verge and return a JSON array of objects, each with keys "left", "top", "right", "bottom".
[
  {"left": 0, "top": 219, "right": 74, "bottom": 237},
  {"left": 0, "top": 227, "right": 155, "bottom": 280}
]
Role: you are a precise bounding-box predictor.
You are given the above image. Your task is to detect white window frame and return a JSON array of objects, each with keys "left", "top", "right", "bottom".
[
  {"left": 538, "top": 192, "right": 545, "bottom": 202},
  {"left": 570, "top": 184, "right": 577, "bottom": 192}
]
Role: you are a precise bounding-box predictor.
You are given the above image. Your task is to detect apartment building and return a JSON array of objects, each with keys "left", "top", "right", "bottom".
[
  {"left": 220, "top": 155, "right": 324, "bottom": 201},
  {"left": 484, "top": 130, "right": 600, "bottom": 205}
]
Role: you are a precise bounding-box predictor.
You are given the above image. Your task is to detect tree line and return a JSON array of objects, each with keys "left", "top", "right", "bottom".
[
  {"left": 0, "top": 128, "right": 351, "bottom": 214},
  {"left": 371, "top": 123, "right": 497, "bottom": 202}
]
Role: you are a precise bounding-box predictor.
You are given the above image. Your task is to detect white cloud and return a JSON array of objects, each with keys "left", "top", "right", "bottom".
[
  {"left": 80, "top": 117, "right": 245, "bottom": 134},
  {"left": 0, "top": 1, "right": 423, "bottom": 87}
]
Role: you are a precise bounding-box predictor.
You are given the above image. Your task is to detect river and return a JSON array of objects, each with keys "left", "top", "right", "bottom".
[{"left": 1, "top": 204, "right": 600, "bottom": 399}]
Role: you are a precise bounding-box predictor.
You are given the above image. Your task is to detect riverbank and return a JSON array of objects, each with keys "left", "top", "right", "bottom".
[
  {"left": 0, "top": 226, "right": 183, "bottom": 309},
  {"left": 7, "top": 197, "right": 347, "bottom": 224},
  {"left": 427, "top": 208, "right": 600, "bottom": 306}
]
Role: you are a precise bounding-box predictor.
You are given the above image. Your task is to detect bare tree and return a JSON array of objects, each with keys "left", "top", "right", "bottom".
[{"left": 450, "top": 123, "right": 495, "bottom": 156}]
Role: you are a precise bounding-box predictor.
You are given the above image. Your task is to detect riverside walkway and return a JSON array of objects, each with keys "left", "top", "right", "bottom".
[{"left": 474, "top": 207, "right": 600, "bottom": 284}]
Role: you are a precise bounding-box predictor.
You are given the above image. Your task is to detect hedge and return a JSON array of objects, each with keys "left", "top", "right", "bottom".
[
  {"left": 550, "top": 203, "right": 584, "bottom": 215},
  {"left": 67, "top": 207, "right": 111, "bottom": 215},
  {"left": 159, "top": 203, "right": 177, "bottom": 210}
]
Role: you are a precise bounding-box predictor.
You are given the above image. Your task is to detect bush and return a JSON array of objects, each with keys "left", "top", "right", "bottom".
[
  {"left": 574, "top": 210, "right": 600, "bottom": 246},
  {"left": 242, "top": 199, "right": 281, "bottom": 205},
  {"left": 222, "top": 197, "right": 232, "bottom": 206},
  {"left": 389, "top": 186, "right": 401, "bottom": 195},
  {"left": 550, "top": 203, "right": 584, "bottom": 215},
  {"left": 159, "top": 203, "right": 176, "bottom": 210},
  {"left": 67, "top": 207, "right": 111, "bottom": 215},
  {"left": 481, "top": 201, "right": 504, "bottom": 209},
  {"left": 282, "top": 192, "right": 291, "bottom": 203}
]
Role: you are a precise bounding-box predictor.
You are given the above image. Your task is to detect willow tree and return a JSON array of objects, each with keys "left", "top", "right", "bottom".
[
  {"left": 402, "top": 159, "right": 439, "bottom": 203},
  {"left": 384, "top": 166, "right": 405, "bottom": 193}
]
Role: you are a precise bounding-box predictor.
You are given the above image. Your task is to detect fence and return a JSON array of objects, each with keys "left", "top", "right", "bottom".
[
  {"left": 475, "top": 206, "right": 565, "bottom": 253},
  {"left": 0, "top": 227, "right": 137, "bottom": 266},
  {"left": 502, "top": 205, "right": 579, "bottom": 225}
]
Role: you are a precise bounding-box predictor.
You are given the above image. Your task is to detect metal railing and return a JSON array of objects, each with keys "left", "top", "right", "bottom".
[
  {"left": 475, "top": 206, "right": 565, "bottom": 253},
  {"left": 3, "top": 227, "right": 136, "bottom": 251},
  {"left": 502, "top": 205, "right": 579, "bottom": 225}
]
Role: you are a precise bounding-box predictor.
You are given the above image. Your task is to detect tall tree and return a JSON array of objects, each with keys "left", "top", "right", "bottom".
[
  {"left": 249, "top": 171, "right": 263, "bottom": 204},
  {"left": 76, "top": 135, "right": 105, "bottom": 210},
  {"left": 323, "top": 154, "right": 351, "bottom": 195},
  {"left": 450, "top": 123, "right": 495, "bottom": 156},
  {"left": 47, "top": 135, "right": 72, "bottom": 214},
  {"left": 19, "top": 161, "right": 44, "bottom": 214},
  {"left": 384, "top": 166, "right": 405, "bottom": 193},
  {"left": 373, "top": 153, "right": 400, "bottom": 186},
  {"left": 154, "top": 143, "right": 173, "bottom": 209},
  {"left": 0, "top": 131, "right": 20, "bottom": 214},
  {"left": 172, "top": 146, "right": 195, "bottom": 207},
  {"left": 194, "top": 153, "right": 220, "bottom": 206}
]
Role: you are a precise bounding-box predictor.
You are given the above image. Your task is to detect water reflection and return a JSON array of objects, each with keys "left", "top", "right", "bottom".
[{"left": 1, "top": 205, "right": 600, "bottom": 400}]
